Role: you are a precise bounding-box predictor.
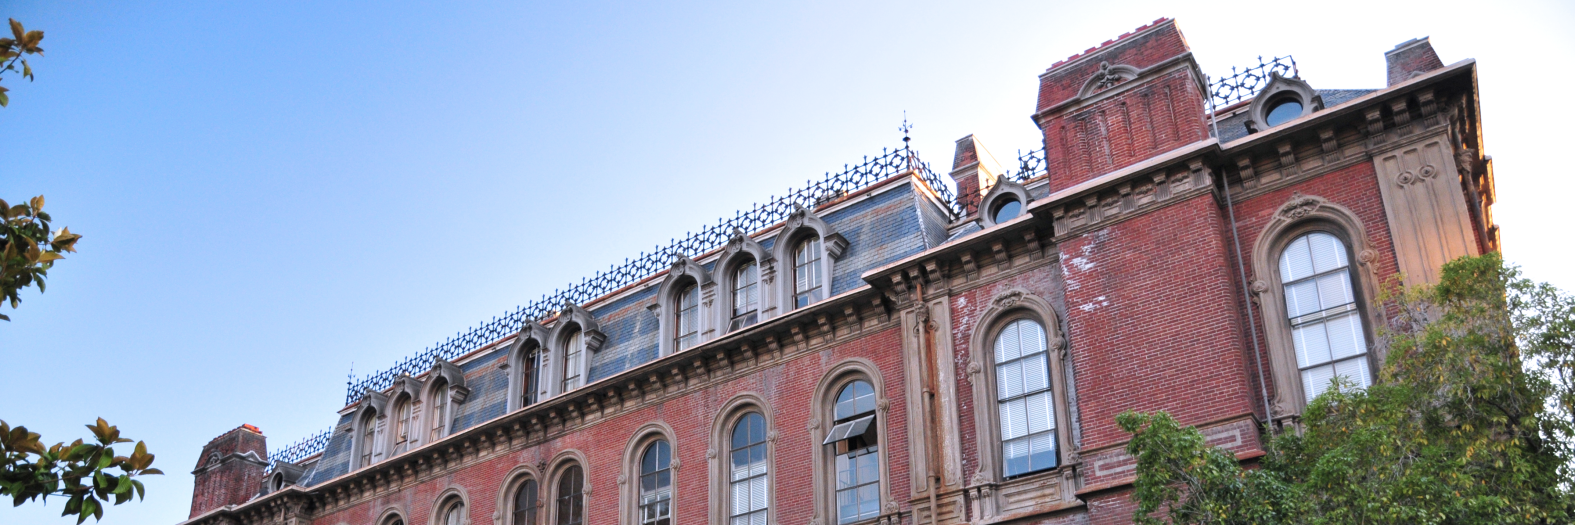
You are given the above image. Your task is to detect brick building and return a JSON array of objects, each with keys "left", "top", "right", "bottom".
[{"left": 181, "top": 18, "right": 1498, "bottom": 525}]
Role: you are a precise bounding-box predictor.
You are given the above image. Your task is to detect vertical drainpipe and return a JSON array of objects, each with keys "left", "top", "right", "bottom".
[{"left": 914, "top": 279, "right": 942, "bottom": 525}]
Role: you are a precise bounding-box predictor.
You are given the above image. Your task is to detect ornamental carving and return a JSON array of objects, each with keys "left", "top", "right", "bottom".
[
  {"left": 967, "top": 359, "right": 981, "bottom": 376},
  {"left": 1250, "top": 279, "right": 1269, "bottom": 295},
  {"left": 1276, "top": 192, "right": 1323, "bottom": 221},
  {"left": 807, "top": 418, "right": 821, "bottom": 432},
  {"left": 992, "top": 289, "right": 1027, "bottom": 309},
  {"left": 1358, "top": 249, "right": 1378, "bottom": 265},
  {"left": 706, "top": 448, "right": 716, "bottom": 459}
]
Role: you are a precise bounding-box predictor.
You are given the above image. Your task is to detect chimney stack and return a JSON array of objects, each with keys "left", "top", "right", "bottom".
[
  {"left": 1385, "top": 37, "right": 1445, "bottom": 86},
  {"left": 950, "top": 134, "right": 1003, "bottom": 216},
  {"left": 189, "top": 424, "right": 267, "bottom": 518}
]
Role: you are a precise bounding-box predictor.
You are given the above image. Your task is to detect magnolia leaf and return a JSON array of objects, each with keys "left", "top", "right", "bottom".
[
  {"left": 8, "top": 19, "right": 22, "bottom": 43},
  {"left": 20, "top": 59, "right": 30, "bottom": 81},
  {"left": 37, "top": 252, "right": 63, "bottom": 263},
  {"left": 22, "top": 30, "right": 42, "bottom": 51},
  {"left": 30, "top": 195, "right": 43, "bottom": 211},
  {"left": 0, "top": 90, "right": 8, "bottom": 107}
]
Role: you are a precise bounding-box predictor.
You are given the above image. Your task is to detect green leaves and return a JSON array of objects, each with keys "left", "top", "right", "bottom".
[
  {"left": 0, "top": 419, "right": 160, "bottom": 523},
  {"left": 1, "top": 194, "right": 83, "bottom": 321},
  {"left": 1121, "top": 253, "right": 1575, "bottom": 524}
]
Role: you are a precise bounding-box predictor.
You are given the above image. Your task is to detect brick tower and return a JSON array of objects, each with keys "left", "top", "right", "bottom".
[{"left": 188, "top": 424, "right": 267, "bottom": 518}]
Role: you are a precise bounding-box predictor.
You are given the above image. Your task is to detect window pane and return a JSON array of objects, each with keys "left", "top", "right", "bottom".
[
  {"left": 1002, "top": 437, "right": 1029, "bottom": 477},
  {"left": 1307, "top": 232, "right": 1348, "bottom": 273},
  {"left": 1025, "top": 392, "right": 1054, "bottom": 434},
  {"left": 1325, "top": 312, "right": 1365, "bottom": 360},
  {"left": 1285, "top": 280, "right": 1322, "bottom": 318},
  {"left": 1279, "top": 236, "right": 1314, "bottom": 282},
  {"left": 999, "top": 398, "right": 1027, "bottom": 440},
  {"left": 1028, "top": 432, "right": 1058, "bottom": 472},
  {"left": 732, "top": 481, "right": 752, "bottom": 515},
  {"left": 1021, "top": 354, "right": 1049, "bottom": 393},
  {"left": 995, "top": 322, "right": 1021, "bottom": 362},
  {"left": 997, "top": 360, "right": 1023, "bottom": 399},
  {"left": 857, "top": 484, "right": 879, "bottom": 517},
  {"left": 1315, "top": 273, "right": 1354, "bottom": 310},
  {"left": 1333, "top": 356, "right": 1371, "bottom": 389},
  {"left": 1302, "top": 363, "right": 1337, "bottom": 401},
  {"left": 1018, "top": 320, "right": 1048, "bottom": 355},
  {"left": 1292, "top": 322, "right": 1333, "bottom": 367}
]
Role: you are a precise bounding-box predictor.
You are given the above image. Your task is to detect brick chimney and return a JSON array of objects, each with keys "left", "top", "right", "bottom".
[
  {"left": 950, "top": 134, "right": 1003, "bottom": 216},
  {"left": 1385, "top": 37, "right": 1445, "bottom": 86},
  {"left": 1032, "top": 18, "right": 1209, "bottom": 191},
  {"left": 189, "top": 424, "right": 267, "bottom": 518}
]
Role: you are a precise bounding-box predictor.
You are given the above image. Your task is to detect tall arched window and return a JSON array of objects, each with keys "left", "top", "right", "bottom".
[
  {"left": 730, "top": 261, "right": 759, "bottom": 331},
  {"left": 639, "top": 441, "right": 673, "bottom": 525},
  {"left": 825, "top": 380, "right": 878, "bottom": 524},
  {"left": 392, "top": 397, "right": 412, "bottom": 454},
  {"left": 993, "top": 318, "right": 1057, "bottom": 477},
  {"left": 521, "top": 345, "right": 539, "bottom": 408},
  {"left": 513, "top": 478, "right": 540, "bottom": 525},
  {"left": 562, "top": 329, "right": 583, "bottom": 393},
  {"left": 555, "top": 465, "right": 585, "bottom": 525},
  {"left": 358, "top": 410, "right": 377, "bottom": 468},
  {"left": 1279, "top": 231, "right": 1371, "bottom": 401},
  {"left": 429, "top": 380, "right": 449, "bottom": 442},
  {"left": 675, "top": 285, "right": 700, "bottom": 352},
  {"left": 794, "top": 236, "right": 824, "bottom": 309},
  {"left": 729, "top": 413, "right": 768, "bottom": 525},
  {"left": 440, "top": 499, "right": 465, "bottom": 525}
]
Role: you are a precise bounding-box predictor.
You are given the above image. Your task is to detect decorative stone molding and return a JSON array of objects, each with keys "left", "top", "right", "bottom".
[
  {"left": 809, "top": 359, "right": 894, "bottom": 524},
  {"left": 1048, "top": 159, "right": 1212, "bottom": 238},
  {"left": 1078, "top": 61, "right": 1140, "bottom": 98},
  {"left": 1251, "top": 193, "right": 1381, "bottom": 418},
  {"left": 977, "top": 177, "right": 1034, "bottom": 228},
  {"left": 1244, "top": 72, "right": 1323, "bottom": 133},
  {"left": 656, "top": 254, "right": 714, "bottom": 357},
  {"left": 772, "top": 204, "right": 848, "bottom": 313}
]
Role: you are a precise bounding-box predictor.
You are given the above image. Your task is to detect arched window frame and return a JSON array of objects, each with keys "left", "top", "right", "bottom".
[
  {"left": 965, "top": 289, "right": 1077, "bottom": 486},
  {"left": 504, "top": 321, "right": 551, "bottom": 412},
  {"left": 546, "top": 304, "right": 605, "bottom": 398},
  {"left": 496, "top": 464, "right": 544, "bottom": 525},
  {"left": 421, "top": 359, "right": 468, "bottom": 443},
  {"left": 375, "top": 505, "right": 408, "bottom": 525},
  {"left": 349, "top": 389, "right": 389, "bottom": 470},
  {"left": 657, "top": 255, "right": 713, "bottom": 357},
  {"left": 1250, "top": 193, "right": 1382, "bottom": 419},
  {"left": 810, "top": 360, "right": 893, "bottom": 525},
  {"left": 430, "top": 486, "right": 471, "bottom": 525},
  {"left": 976, "top": 177, "right": 1033, "bottom": 228},
  {"left": 709, "top": 394, "right": 775, "bottom": 525},
  {"left": 621, "top": 423, "right": 677, "bottom": 525},
  {"left": 771, "top": 205, "right": 847, "bottom": 314},
  {"left": 384, "top": 375, "right": 425, "bottom": 454},
  {"left": 715, "top": 228, "right": 775, "bottom": 331},
  {"left": 1245, "top": 72, "right": 1324, "bottom": 133},
  {"left": 546, "top": 452, "right": 590, "bottom": 525}
]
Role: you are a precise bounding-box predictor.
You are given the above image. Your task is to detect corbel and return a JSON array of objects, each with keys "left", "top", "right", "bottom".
[
  {"left": 1418, "top": 88, "right": 1439, "bottom": 127},
  {"left": 668, "top": 366, "right": 686, "bottom": 390},
  {"left": 692, "top": 358, "right": 709, "bottom": 382},
  {"left": 843, "top": 304, "right": 863, "bottom": 333},
  {"left": 1050, "top": 206, "right": 1068, "bottom": 236},
  {"left": 825, "top": 233, "right": 850, "bottom": 260},
  {"left": 1276, "top": 143, "right": 1298, "bottom": 178},
  {"left": 764, "top": 334, "right": 782, "bottom": 360},
  {"left": 816, "top": 313, "right": 834, "bottom": 340},
  {"left": 1389, "top": 98, "right": 1412, "bottom": 133},
  {"left": 790, "top": 323, "right": 807, "bottom": 346},
  {"left": 1118, "top": 183, "right": 1134, "bottom": 213},
  {"left": 1082, "top": 195, "right": 1101, "bottom": 223},
  {"left": 584, "top": 392, "right": 601, "bottom": 416},
  {"left": 959, "top": 250, "right": 980, "bottom": 276},
  {"left": 922, "top": 259, "right": 944, "bottom": 285},
  {"left": 714, "top": 349, "right": 733, "bottom": 373},
  {"left": 740, "top": 341, "right": 757, "bottom": 364},
  {"left": 448, "top": 384, "right": 471, "bottom": 405},
  {"left": 1235, "top": 156, "right": 1256, "bottom": 189},
  {"left": 1187, "top": 158, "right": 1211, "bottom": 188},
  {"left": 645, "top": 374, "right": 662, "bottom": 399},
  {"left": 990, "top": 239, "right": 1010, "bottom": 270},
  {"left": 1364, "top": 106, "right": 1386, "bottom": 145},
  {"left": 623, "top": 383, "right": 641, "bottom": 408},
  {"left": 1023, "top": 228, "right": 1042, "bottom": 257},
  {"left": 1319, "top": 128, "right": 1341, "bottom": 163},
  {"left": 584, "top": 330, "right": 607, "bottom": 353},
  {"left": 870, "top": 294, "right": 893, "bottom": 323},
  {"left": 889, "top": 272, "right": 909, "bottom": 296},
  {"left": 1152, "top": 172, "right": 1171, "bottom": 200},
  {"left": 905, "top": 267, "right": 925, "bottom": 298}
]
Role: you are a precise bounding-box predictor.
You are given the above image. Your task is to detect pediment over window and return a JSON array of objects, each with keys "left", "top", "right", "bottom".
[
  {"left": 389, "top": 374, "right": 425, "bottom": 401},
  {"left": 658, "top": 254, "right": 713, "bottom": 297},
  {"left": 717, "top": 227, "right": 773, "bottom": 271},
  {"left": 503, "top": 320, "right": 550, "bottom": 369},
  {"left": 777, "top": 204, "right": 848, "bottom": 260},
  {"left": 1246, "top": 72, "right": 1323, "bottom": 133},
  {"left": 356, "top": 388, "right": 389, "bottom": 416},
  {"left": 1078, "top": 61, "right": 1140, "bottom": 98},
  {"left": 429, "top": 358, "right": 470, "bottom": 404},
  {"left": 550, "top": 302, "right": 606, "bottom": 353}
]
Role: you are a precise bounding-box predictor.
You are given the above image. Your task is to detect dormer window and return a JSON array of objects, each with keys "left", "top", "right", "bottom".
[
  {"left": 429, "top": 379, "right": 449, "bottom": 442},
  {"left": 562, "top": 328, "right": 584, "bottom": 392},
  {"left": 1265, "top": 98, "right": 1304, "bottom": 127},
  {"left": 392, "top": 396, "right": 411, "bottom": 454},
  {"left": 731, "top": 260, "right": 759, "bottom": 331},
  {"left": 675, "top": 284, "right": 700, "bottom": 351},
  {"left": 794, "top": 236, "right": 824, "bottom": 308},
  {"left": 991, "top": 196, "right": 1022, "bottom": 224},
  {"left": 359, "top": 411, "right": 376, "bottom": 468}
]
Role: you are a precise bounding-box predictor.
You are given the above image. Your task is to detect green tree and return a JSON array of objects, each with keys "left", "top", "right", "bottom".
[
  {"left": 1119, "top": 252, "right": 1575, "bottom": 524},
  {"left": 1, "top": 419, "right": 162, "bottom": 524},
  {"left": 1, "top": 195, "right": 81, "bottom": 321}
]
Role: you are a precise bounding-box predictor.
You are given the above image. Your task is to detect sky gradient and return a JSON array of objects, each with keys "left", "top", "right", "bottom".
[{"left": 3, "top": 1, "right": 1573, "bottom": 523}]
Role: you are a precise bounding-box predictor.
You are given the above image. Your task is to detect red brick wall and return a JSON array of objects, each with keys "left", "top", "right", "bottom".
[
  {"left": 189, "top": 427, "right": 267, "bottom": 518},
  {"left": 1057, "top": 194, "right": 1256, "bottom": 450},
  {"left": 309, "top": 326, "right": 911, "bottom": 525},
  {"left": 1228, "top": 162, "right": 1403, "bottom": 415}
]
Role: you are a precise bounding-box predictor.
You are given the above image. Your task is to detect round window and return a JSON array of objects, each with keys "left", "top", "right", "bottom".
[
  {"left": 992, "top": 197, "right": 1022, "bottom": 224},
  {"left": 1264, "top": 98, "right": 1304, "bottom": 127}
]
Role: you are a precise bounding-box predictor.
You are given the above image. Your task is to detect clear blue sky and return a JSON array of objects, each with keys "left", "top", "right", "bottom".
[{"left": 3, "top": 1, "right": 1572, "bottom": 523}]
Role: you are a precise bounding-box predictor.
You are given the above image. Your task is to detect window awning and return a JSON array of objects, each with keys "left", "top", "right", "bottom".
[{"left": 822, "top": 415, "right": 874, "bottom": 445}]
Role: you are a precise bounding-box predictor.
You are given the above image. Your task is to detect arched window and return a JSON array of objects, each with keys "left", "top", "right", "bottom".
[
  {"left": 826, "top": 380, "right": 878, "bottom": 524},
  {"left": 521, "top": 345, "right": 539, "bottom": 408},
  {"left": 429, "top": 380, "right": 449, "bottom": 442},
  {"left": 794, "top": 236, "right": 824, "bottom": 309},
  {"left": 359, "top": 410, "right": 377, "bottom": 468},
  {"left": 675, "top": 285, "right": 700, "bottom": 352},
  {"left": 562, "top": 329, "right": 583, "bottom": 393},
  {"left": 440, "top": 499, "right": 465, "bottom": 525},
  {"left": 993, "top": 319, "right": 1058, "bottom": 477},
  {"left": 730, "top": 260, "right": 759, "bottom": 332},
  {"left": 513, "top": 478, "right": 540, "bottom": 525},
  {"left": 555, "top": 465, "right": 585, "bottom": 525},
  {"left": 1279, "top": 231, "right": 1371, "bottom": 401},
  {"left": 639, "top": 441, "right": 673, "bottom": 525},
  {"left": 729, "top": 413, "right": 768, "bottom": 525},
  {"left": 392, "top": 397, "right": 412, "bottom": 455}
]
